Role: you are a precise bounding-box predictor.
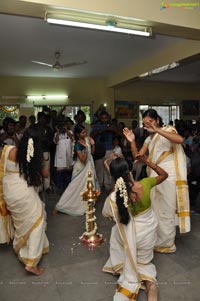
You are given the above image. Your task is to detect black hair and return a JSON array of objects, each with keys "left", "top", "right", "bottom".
[
  {"left": 112, "top": 135, "right": 122, "bottom": 149},
  {"left": 77, "top": 110, "right": 86, "bottom": 117},
  {"left": 19, "top": 115, "right": 27, "bottom": 122},
  {"left": 100, "top": 111, "right": 109, "bottom": 117},
  {"left": 74, "top": 124, "right": 85, "bottom": 141},
  {"left": 109, "top": 158, "right": 132, "bottom": 225},
  {"left": 16, "top": 125, "right": 43, "bottom": 187},
  {"left": 73, "top": 124, "right": 86, "bottom": 160},
  {"left": 37, "top": 111, "right": 47, "bottom": 121},
  {"left": 3, "top": 117, "right": 15, "bottom": 131},
  {"left": 112, "top": 135, "right": 120, "bottom": 142},
  {"left": 142, "top": 109, "right": 158, "bottom": 119},
  {"left": 29, "top": 115, "right": 36, "bottom": 123},
  {"left": 142, "top": 109, "right": 163, "bottom": 127}
]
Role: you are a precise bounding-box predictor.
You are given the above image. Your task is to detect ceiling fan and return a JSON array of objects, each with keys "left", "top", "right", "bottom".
[{"left": 31, "top": 52, "right": 87, "bottom": 70}]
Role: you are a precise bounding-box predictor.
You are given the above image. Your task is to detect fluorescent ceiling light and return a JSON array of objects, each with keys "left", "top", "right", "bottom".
[
  {"left": 27, "top": 95, "right": 68, "bottom": 100},
  {"left": 45, "top": 10, "right": 152, "bottom": 37},
  {"left": 1, "top": 96, "right": 25, "bottom": 100},
  {"left": 151, "top": 62, "right": 179, "bottom": 74},
  {"left": 139, "top": 62, "right": 179, "bottom": 78},
  {"left": 47, "top": 18, "right": 151, "bottom": 36}
]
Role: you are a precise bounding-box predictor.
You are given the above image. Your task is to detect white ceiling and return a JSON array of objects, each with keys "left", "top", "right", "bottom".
[{"left": 0, "top": 12, "right": 199, "bottom": 83}]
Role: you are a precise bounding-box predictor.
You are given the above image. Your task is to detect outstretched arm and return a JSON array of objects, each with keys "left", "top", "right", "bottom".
[
  {"left": 135, "top": 154, "right": 168, "bottom": 184},
  {"left": 123, "top": 128, "right": 148, "bottom": 157},
  {"left": 143, "top": 121, "right": 183, "bottom": 144},
  {"left": 104, "top": 153, "right": 116, "bottom": 174}
]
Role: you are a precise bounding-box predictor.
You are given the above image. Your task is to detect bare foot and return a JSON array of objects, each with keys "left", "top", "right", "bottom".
[
  {"left": 25, "top": 266, "right": 45, "bottom": 276},
  {"left": 146, "top": 281, "right": 158, "bottom": 301},
  {"left": 52, "top": 208, "right": 58, "bottom": 216}
]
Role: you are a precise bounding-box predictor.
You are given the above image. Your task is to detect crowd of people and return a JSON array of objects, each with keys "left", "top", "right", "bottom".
[{"left": 0, "top": 105, "right": 199, "bottom": 300}]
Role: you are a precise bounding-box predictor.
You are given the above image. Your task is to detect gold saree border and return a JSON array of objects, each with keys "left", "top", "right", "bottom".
[
  {"left": 146, "top": 128, "right": 173, "bottom": 175},
  {"left": 18, "top": 246, "right": 49, "bottom": 267},
  {"left": 117, "top": 284, "right": 138, "bottom": 301},
  {"left": 154, "top": 244, "right": 176, "bottom": 253},
  {"left": 110, "top": 199, "right": 142, "bottom": 296},
  {"left": 6, "top": 170, "right": 19, "bottom": 174},
  {"left": 42, "top": 246, "right": 49, "bottom": 254},
  {"left": 139, "top": 273, "right": 156, "bottom": 283},
  {"left": 147, "top": 126, "right": 190, "bottom": 234},
  {"left": 176, "top": 180, "right": 187, "bottom": 186},
  {"left": 14, "top": 214, "right": 43, "bottom": 254},
  {"left": 111, "top": 201, "right": 139, "bottom": 278},
  {"left": 155, "top": 148, "right": 173, "bottom": 165},
  {"left": 174, "top": 144, "right": 190, "bottom": 233},
  {"left": 178, "top": 211, "right": 190, "bottom": 217},
  {"left": 102, "top": 262, "right": 123, "bottom": 274},
  {"left": 18, "top": 254, "right": 40, "bottom": 267}
]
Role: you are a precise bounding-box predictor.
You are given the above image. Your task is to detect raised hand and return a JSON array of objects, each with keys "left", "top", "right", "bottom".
[
  {"left": 123, "top": 128, "right": 135, "bottom": 143},
  {"left": 143, "top": 121, "right": 158, "bottom": 133},
  {"left": 134, "top": 154, "right": 149, "bottom": 164}
]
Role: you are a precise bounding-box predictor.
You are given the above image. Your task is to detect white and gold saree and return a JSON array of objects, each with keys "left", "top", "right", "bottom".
[
  {"left": 102, "top": 193, "right": 157, "bottom": 301},
  {"left": 145, "top": 125, "right": 190, "bottom": 253},
  {"left": 2, "top": 145, "right": 49, "bottom": 267},
  {"left": 56, "top": 137, "right": 99, "bottom": 216},
  {"left": 0, "top": 145, "right": 14, "bottom": 244}
]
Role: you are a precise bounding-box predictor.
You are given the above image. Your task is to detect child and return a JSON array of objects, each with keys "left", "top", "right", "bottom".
[
  {"left": 104, "top": 136, "right": 123, "bottom": 175},
  {"left": 112, "top": 136, "right": 123, "bottom": 158},
  {"left": 54, "top": 120, "right": 74, "bottom": 194}
]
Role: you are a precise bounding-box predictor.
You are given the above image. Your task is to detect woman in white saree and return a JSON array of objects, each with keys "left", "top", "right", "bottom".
[
  {"left": 54, "top": 124, "right": 99, "bottom": 216},
  {"left": 123, "top": 109, "right": 190, "bottom": 253},
  {"left": 102, "top": 156, "right": 168, "bottom": 301},
  {"left": 0, "top": 126, "right": 49, "bottom": 276}
]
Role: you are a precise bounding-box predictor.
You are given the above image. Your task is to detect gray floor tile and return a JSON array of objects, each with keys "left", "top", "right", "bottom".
[{"left": 0, "top": 191, "right": 200, "bottom": 301}]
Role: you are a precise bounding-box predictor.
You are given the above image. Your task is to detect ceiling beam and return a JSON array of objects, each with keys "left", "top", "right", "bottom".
[
  {"left": 106, "top": 39, "right": 200, "bottom": 87},
  {"left": 19, "top": 0, "right": 200, "bottom": 30},
  {"left": 1, "top": 1, "right": 200, "bottom": 40}
]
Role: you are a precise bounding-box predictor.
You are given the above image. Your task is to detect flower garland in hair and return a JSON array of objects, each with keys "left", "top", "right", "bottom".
[
  {"left": 26, "top": 138, "right": 34, "bottom": 163},
  {"left": 114, "top": 177, "right": 129, "bottom": 208}
]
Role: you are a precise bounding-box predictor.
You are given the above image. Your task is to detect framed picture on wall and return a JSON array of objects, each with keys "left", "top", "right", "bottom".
[
  {"left": 115, "top": 100, "right": 138, "bottom": 119},
  {"left": 182, "top": 100, "right": 199, "bottom": 116}
]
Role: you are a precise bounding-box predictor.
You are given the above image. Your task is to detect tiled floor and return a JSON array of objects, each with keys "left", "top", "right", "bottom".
[{"left": 0, "top": 189, "right": 200, "bottom": 301}]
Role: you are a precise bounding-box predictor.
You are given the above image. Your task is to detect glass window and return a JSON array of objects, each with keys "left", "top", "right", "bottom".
[{"left": 139, "top": 104, "right": 180, "bottom": 127}]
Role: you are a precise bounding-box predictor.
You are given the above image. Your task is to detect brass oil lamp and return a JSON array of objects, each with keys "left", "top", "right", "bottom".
[{"left": 80, "top": 171, "right": 103, "bottom": 250}]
